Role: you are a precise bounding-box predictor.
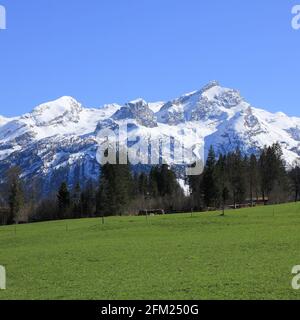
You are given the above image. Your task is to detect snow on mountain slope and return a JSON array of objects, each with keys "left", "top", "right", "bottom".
[
  {"left": 156, "top": 81, "right": 247, "bottom": 126},
  {"left": 25, "top": 96, "right": 83, "bottom": 126},
  {"left": 0, "top": 81, "right": 300, "bottom": 194},
  {"left": 0, "top": 97, "right": 121, "bottom": 142},
  {"left": 148, "top": 101, "right": 165, "bottom": 113},
  {"left": 0, "top": 115, "right": 9, "bottom": 127}
]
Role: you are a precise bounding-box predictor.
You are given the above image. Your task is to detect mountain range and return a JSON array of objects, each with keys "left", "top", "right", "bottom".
[{"left": 1, "top": 81, "right": 300, "bottom": 195}]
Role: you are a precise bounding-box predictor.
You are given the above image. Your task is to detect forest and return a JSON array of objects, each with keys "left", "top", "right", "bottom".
[{"left": 1, "top": 143, "right": 300, "bottom": 225}]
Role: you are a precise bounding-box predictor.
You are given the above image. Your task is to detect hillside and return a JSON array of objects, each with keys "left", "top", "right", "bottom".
[{"left": 0, "top": 203, "right": 300, "bottom": 300}]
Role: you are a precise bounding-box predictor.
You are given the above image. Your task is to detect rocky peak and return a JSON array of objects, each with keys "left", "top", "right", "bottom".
[{"left": 112, "top": 99, "right": 157, "bottom": 128}]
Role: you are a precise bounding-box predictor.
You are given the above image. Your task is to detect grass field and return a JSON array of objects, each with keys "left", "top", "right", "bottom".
[{"left": 0, "top": 203, "right": 300, "bottom": 300}]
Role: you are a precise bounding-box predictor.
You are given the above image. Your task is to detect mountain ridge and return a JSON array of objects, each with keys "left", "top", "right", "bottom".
[{"left": 1, "top": 81, "right": 300, "bottom": 194}]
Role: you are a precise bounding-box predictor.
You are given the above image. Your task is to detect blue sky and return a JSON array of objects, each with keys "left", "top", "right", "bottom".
[{"left": 0, "top": 0, "right": 299, "bottom": 117}]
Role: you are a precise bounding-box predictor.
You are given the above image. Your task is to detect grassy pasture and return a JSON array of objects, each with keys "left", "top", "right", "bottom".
[{"left": 0, "top": 203, "right": 300, "bottom": 300}]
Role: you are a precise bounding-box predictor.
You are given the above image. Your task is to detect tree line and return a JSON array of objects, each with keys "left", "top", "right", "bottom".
[
  {"left": 189, "top": 143, "right": 297, "bottom": 210},
  {"left": 0, "top": 161, "right": 186, "bottom": 224},
  {"left": 1, "top": 143, "right": 300, "bottom": 225}
]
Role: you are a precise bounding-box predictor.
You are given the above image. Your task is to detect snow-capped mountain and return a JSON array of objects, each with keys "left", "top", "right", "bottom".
[{"left": 1, "top": 81, "right": 300, "bottom": 194}]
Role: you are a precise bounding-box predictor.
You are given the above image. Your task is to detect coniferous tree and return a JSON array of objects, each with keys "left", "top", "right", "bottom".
[
  {"left": 72, "top": 182, "right": 82, "bottom": 218},
  {"left": 158, "top": 164, "right": 178, "bottom": 197},
  {"left": 81, "top": 180, "right": 95, "bottom": 217},
  {"left": 227, "top": 149, "right": 246, "bottom": 207},
  {"left": 259, "top": 143, "right": 285, "bottom": 204},
  {"left": 149, "top": 166, "right": 159, "bottom": 198},
  {"left": 201, "top": 146, "right": 219, "bottom": 208},
  {"left": 221, "top": 187, "right": 229, "bottom": 216},
  {"left": 96, "top": 173, "right": 110, "bottom": 217},
  {"left": 57, "top": 182, "right": 70, "bottom": 219},
  {"left": 188, "top": 172, "right": 203, "bottom": 210},
  {"left": 97, "top": 151, "right": 133, "bottom": 216},
  {"left": 115, "top": 161, "right": 134, "bottom": 213},
  {"left": 7, "top": 166, "right": 24, "bottom": 224},
  {"left": 138, "top": 173, "right": 148, "bottom": 197},
  {"left": 216, "top": 154, "right": 229, "bottom": 212},
  {"left": 248, "top": 154, "right": 259, "bottom": 206},
  {"left": 289, "top": 163, "right": 300, "bottom": 202}
]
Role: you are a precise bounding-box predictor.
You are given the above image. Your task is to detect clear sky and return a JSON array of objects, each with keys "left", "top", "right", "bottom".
[{"left": 0, "top": 0, "right": 299, "bottom": 117}]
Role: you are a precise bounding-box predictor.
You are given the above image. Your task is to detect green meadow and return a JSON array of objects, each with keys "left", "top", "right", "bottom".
[{"left": 1, "top": 203, "right": 300, "bottom": 300}]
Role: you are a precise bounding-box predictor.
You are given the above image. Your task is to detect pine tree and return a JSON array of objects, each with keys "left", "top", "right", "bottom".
[
  {"left": 259, "top": 143, "right": 285, "bottom": 204},
  {"left": 188, "top": 172, "right": 203, "bottom": 210},
  {"left": 97, "top": 155, "right": 133, "bottom": 216},
  {"left": 158, "top": 164, "right": 178, "bottom": 197},
  {"left": 81, "top": 180, "right": 95, "bottom": 217},
  {"left": 248, "top": 154, "right": 258, "bottom": 206},
  {"left": 227, "top": 149, "right": 246, "bottom": 207},
  {"left": 115, "top": 162, "right": 134, "bottom": 213},
  {"left": 96, "top": 173, "right": 110, "bottom": 217},
  {"left": 138, "top": 173, "right": 148, "bottom": 196},
  {"left": 216, "top": 154, "right": 229, "bottom": 213},
  {"left": 57, "top": 182, "right": 70, "bottom": 219},
  {"left": 7, "top": 167, "right": 24, "bottom": 224},
  {"left": 221, "top": 187, "right": 229, "bottom": 216},
  {"left": 72, "top": 183, "right": 82, "bottom": 218},
  {"left": 201, "top": 146, "right": 219, "bottom": 208},
  {"left": 289, "top": 164, "right": 300, "bottom": 202},
  {"left": 149, "top": 166, "right": 159, "bottom": 198}
]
